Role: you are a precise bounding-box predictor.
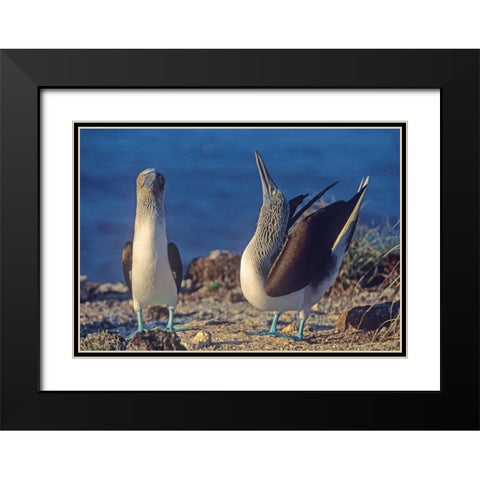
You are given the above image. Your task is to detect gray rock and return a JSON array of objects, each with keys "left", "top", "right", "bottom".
[
  {"left": 80, "top": 275, "right": 89, "bottom": 302},
  {"left": 185, "top": 250, "right": 241, "bottom": 291},
  {"left": 336, "top": 301, "right": 400, "bottom": 331}
]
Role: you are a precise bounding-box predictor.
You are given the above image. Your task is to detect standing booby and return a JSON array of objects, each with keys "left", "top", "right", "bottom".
[
  {"left": 240, "top": 151, "right": 369, "bottom": 341},
  {"left": 122, "top": 168, "right": 183, "bottom": 337}
]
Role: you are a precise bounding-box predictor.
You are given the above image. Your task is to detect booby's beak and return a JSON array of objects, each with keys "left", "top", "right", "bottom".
[{"left": 255, "top": 150, "right": 279, "bottom": 205}]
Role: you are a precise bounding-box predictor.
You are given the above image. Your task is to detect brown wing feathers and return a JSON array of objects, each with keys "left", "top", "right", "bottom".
[
  {"left": 264, "top": 219, "right": 322, "bottom": 297},
  {"left": 167, "top": 242, "right": 183, "bottom": 292},
  {"left": 121, "top": 241, "right": 133, "bottom": 293},
  {"left": 264, "top": 186, "right": 366, "bottom": 298}
]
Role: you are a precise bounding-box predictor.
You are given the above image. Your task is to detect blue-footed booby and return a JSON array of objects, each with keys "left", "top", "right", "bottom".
[
  {"left": 122, "top": 168, "right": 183, "bottom": 337},
  {"left": 240, "top": 151, "right": 369, "bottom": 341}
]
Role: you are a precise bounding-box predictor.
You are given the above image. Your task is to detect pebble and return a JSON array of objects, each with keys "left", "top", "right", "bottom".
[
  {"left": 281, "top": 324, "right": 297, "bottom": 335},
  {"left": 181, "top": 278, "right": 193, "bottom": 291},
  {"left": 188, "top": 331, "right": 212, "bottom": 350}
]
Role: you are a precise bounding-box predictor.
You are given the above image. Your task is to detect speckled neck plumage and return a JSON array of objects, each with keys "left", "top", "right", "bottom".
[
  {"left": 250, "top": 195, "right": 290, "bottom": 278},
  {"left": 135, "top": 188, "right": 165, "bottom": 226}
]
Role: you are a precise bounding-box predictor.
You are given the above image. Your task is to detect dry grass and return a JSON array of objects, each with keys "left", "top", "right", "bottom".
[
  {"left": 330, "top": 220, "right": 401, "bottom": 346},
  {"left": 372, "top": 313, "right": 401, "bottom": 342},
  {"left": 327, "top": 220, "right": 400, "bottom": 300}
]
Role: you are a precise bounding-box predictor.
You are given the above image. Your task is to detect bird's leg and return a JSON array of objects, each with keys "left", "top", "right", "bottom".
[
  {"left": 127, "top": 309, "right": 145, "bottom": 338},
  {"left": 248, "top": 311, "right": 290, "bottom": 337},
  {"left": 163, "top": 306, "right": 186, "bottom": 332},
  {"left": 165, "top": 306, "right": 175, "bottom": 331},
  {"left": 295, "top": 312, "right": 307, "bottom": 341},
  {"left": 269, "top": 311, "right": 280, "bottom": 333}
]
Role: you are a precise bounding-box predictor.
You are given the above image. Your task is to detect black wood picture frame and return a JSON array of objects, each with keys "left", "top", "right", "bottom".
[{"left": 1, "top": 49, "right": 478, "bottom": 430}]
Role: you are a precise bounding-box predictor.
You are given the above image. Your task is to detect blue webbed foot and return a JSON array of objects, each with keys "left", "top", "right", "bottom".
[
  {"left": 248, "top": 330, "right": 292, "bottom": 339},
  {"left": 249, "top": 311, "right": 308, "bottom": 341},
  {"left": 293, "top": 316, "right": 307, "bottom": 341},
  {"left": 159, "top": 307, "right": 186, "bottom": 332},
  {"left": 161, "top": 325, "right": 187, "bottom": 332}
]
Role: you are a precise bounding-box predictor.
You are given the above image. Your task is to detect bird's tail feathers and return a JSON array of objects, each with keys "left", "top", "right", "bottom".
[
  {"left": 332, "top": 178, "right": 369, "bottom": 255},
  {"left": 357, "top": 176, "right": 370, "bottom": 192}
]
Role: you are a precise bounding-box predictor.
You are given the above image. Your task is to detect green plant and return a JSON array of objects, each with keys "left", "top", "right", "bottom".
[{"left": 207, "top": 280, "right": 222, "bottom": 292}]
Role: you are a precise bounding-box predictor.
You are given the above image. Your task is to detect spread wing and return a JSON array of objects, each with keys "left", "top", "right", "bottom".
[
  {"left": 287, "top": 181, "right": 339, "bottom": 231},
  {"left": 121, "top": 241, "right": 133, "bottom": 293},
  {"left": 167, "top": 242, "right": 183, "bottom": 292},
  {"left": 264, "top": 184, "right": 368, "bottom": 298},
  {"left": 288, "top": 194, "right": 308, "bottom": 226}
]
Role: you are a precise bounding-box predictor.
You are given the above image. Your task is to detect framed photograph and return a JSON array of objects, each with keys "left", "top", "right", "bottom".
[{"left": 1, "top": 50, "right": 478, "bottom": 429}]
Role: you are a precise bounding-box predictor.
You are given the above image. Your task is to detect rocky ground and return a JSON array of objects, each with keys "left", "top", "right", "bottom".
[{"left": 80, "top": 250, "right": 401, "bottom": 353}]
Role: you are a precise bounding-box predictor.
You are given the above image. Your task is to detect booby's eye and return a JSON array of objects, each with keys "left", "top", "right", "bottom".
[{"left": 272, "top": 191, "right": 276, "bottom": 196}]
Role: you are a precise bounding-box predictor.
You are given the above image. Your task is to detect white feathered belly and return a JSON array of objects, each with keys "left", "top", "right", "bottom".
[
  {"left": 240, "top": 244, "right": 343, "bottom": 314},
  {"left": 240, "top": 244, "right": 304, "bottom": 312},
  {"left": 132, "top": 224, "right": 177, "bottom": 308}
]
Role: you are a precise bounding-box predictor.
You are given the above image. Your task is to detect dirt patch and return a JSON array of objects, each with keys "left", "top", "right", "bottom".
[{"left": 79, "top": 284, "right": 401, "bottom": 353}]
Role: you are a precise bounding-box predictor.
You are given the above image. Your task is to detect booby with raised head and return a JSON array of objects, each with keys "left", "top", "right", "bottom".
[
  {"left": 122, "top": 168, "right": 183, "bottom": 337},
  {"left": 240, "top": 151, "right": 369, "bottom": 341}
]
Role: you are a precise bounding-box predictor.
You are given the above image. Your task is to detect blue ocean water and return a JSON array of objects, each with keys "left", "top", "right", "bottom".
[{"left": 80, "top": 128, "right": 401, "bottom": 283}]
